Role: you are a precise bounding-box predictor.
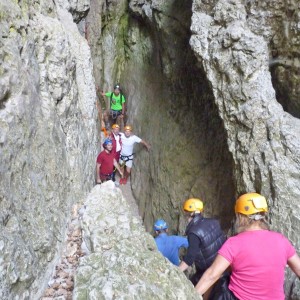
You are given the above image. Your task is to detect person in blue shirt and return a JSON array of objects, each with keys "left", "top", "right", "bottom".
[{"left": 154, "top": 219, "right": 189, "bottom": 266}]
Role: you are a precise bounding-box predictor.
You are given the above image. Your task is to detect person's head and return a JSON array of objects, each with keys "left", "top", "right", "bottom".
[
  {"left": 183, "top": 198, "right": 204, "bottom": 222},
  {"left": 153, "top": 219, "right": 168, "bottom": 234},
  {"left": 114, "top": 84, "right": 120, "bottom": 95},
  {"left": 234, "top": 192, "right": 269, "bottom": 233},
  {"left": 112, "top": 124, "right": 120, "bottom": 134},
  {"left": 124, "top": 125, "right": 132, "bottom": 137},
  {"left": 103, "top": 138, "right": 113, "bottom": 152}
]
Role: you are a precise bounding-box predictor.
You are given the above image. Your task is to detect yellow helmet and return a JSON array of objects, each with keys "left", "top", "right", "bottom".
[
  {"left": 112, "top": 124, "right": 120, "bottom": 129},
  {"left": 124, "top": 125, "right": 132, "bottom": 131},
  {"left": 183, "top": 198, "right": 203, "bottom": 212},
  {"left": 235, "top": 193, "right": 268, "bottom": 215}
]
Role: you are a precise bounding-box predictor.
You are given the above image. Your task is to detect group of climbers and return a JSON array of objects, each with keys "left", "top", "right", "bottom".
[
  {"left": 96, "top": 84, "right": 150, "bottom": 185},
  {"left": 96, "top": 85, "right": 300, "bottom": 299},
  {"left": 153, "top": 193, "right": 300, "bottom": 300}
]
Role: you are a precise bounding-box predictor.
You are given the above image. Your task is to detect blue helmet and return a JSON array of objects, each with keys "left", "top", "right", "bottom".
[
  {"left": 103, "top": 138, "right": 113, "bottom": 147},
  {"left": 153, "top": 219, "right": 168, "bottom": 231}
]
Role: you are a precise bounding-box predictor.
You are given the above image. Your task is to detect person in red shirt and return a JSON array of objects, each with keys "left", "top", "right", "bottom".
[{"left": 96, "top": 138, "right": 123, "bottom": 184}]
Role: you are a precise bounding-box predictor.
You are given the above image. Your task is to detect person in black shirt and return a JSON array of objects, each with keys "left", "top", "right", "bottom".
[{"left": 178, "top": 198, "right": 226, "bottom": 296}]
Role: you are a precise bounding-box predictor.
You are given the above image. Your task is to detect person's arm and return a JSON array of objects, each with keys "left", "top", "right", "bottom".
[
  {"left": 121, "top": 102, "right": 125, "bottom": 116},
  {"left": 288, "top": 253, "right": 300, "bottom": 277},
  {"left": 177, "top": 236, "right": 189, "bottom": 248},
  {"left": 113, "top": 159, "right": 123, "bottom": 178},
  {"left": 195, "top": 255, "right": 230, "bottom": 295},
  {"left": 141, "top": 139, "right": 150, "bottom": 151},
  {"left": 181, "top": 236, "right": 189, "bottom": 248},
  {"left": 178, "top": 233, "right": 198, "bottom": 271},
  {"left": 178, "top": 261, "right": 190, "bottom": 272},
  {"left": 96, "top": 162, "right": 101, "bottom": 184}
]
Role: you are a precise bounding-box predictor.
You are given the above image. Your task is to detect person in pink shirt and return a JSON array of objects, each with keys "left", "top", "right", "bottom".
[{"left": 195, "top": 192, "right": 300, "bottom": 300}]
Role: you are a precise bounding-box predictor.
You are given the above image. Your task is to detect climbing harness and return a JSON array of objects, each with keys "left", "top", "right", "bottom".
[
  {"left": 109, "top": 109, "right": 123, "bottom": 120},
  {"left": 120, "top": 153, "right": 135, "bottom": 163}
]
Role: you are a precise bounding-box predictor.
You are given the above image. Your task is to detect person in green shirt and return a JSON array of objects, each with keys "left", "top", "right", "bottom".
[{"left": 101, "top": 84, "right": 126, "bottom": 130}]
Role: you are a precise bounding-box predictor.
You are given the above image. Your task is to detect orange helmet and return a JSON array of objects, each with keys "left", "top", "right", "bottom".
[
  {"left": 112, "top": 124, "right": 120, "bottom": 129},
  {"left": 124, "top": 125, "right": 132, "bottom": 131},
  {"left": 235, "top": 193, "right": 268, "bottom": 215},
  {"left": 183, "top": 198, "right": 203, "bottom": 213}
]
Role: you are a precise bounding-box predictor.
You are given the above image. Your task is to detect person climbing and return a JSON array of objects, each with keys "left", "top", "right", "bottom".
[
  {"left": 178, "top": 198, "right": 226, "bottom": 296},
  {"left": 96, "top": 138, "right": 123, "bottom": 184},
  {"left": 154, "top": 219, "right": 189, "bottom": 266},
  {"left": 109, "top": 124, "right": 122, "bottom": 182},
  {"left": 119, "top": 125, "right": 150, "bottom": 185},
  {"left": 195, "top": 192, "right": 300, "bottom": 300},
  {"left": 101, "top": 84, "right": 126, "bottom": 131}
]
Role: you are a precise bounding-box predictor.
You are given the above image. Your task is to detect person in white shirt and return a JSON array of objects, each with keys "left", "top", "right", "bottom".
[{"left": 119, "top": 125, "right": 150, "bottom": 184}]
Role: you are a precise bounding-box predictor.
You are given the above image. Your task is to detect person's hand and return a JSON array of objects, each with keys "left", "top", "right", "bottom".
[
  {"left": 119, "top": 114, "right": 124, "bottom": 119},
  {"left": 96, "top": 179, "right": 102, "bottom": 184}
]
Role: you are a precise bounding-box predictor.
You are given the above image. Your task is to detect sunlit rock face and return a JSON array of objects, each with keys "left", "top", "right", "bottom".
[{"left": 0, "top": 0, "right": 97, "bottom": 298}]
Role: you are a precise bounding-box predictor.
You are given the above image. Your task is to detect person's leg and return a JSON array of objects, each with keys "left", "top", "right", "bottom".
[
  {"left": 122, "top": 162, "right": 132, "bottom": 184},
  {"left": 119, "top": 157, "right": 126, "bottom": 184}
]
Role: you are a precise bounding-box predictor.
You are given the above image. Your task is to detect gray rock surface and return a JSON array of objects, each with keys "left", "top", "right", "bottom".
[
  {"left": 2, "top": 0, "right": 300, "bottom": 298},
  {"left": 123, "top": 0, "right": 235, "bottom": 233},
  {"left": 189, "top": 0, "right": 300, "bottom": 295},
  {"left": 0, "top": 0, "right": 97, "bottom": 298},
  {"left": 74, "top": 181, "right": 201, "bottom": 300}
]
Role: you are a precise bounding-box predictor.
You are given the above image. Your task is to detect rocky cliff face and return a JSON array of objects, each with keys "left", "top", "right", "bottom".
[
  {"left": 1, "top": 0, "right": 300, "bottom": 298},
  {"left": 189, "top": 0, "right": 300, "bottom": 295},
  {"left": 0, "top": 0, "right": 97, "bottom": 298},
  {"left": 94, "top": 0, "right": 300, "bottom": 297}
]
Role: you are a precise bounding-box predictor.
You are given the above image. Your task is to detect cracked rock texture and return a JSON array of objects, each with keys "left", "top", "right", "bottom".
[
  {"left": 2, "top": 0, "right": 300, "bottom": 298},
  {"left": 0, "top": 0, "right": 97, "bottom": 298},
  {"left": 73, "top": 181, "right": 201, "bottom": 300}
]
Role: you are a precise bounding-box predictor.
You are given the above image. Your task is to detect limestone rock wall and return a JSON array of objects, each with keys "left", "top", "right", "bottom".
[
  {"left": 244, "top": 0, "right": 300, "bottom": 118},
  {"left": 189, "top": 0, "right": 300, "bottom": 296},
  {"left": 0, "top": 0, "right": 98, "bottom": 298},
  {"left": 88, "top": 0, "right": 300, "bottom": 296},
  {"left": 74, "top": 182, "right": 201, "bottom": 300}
]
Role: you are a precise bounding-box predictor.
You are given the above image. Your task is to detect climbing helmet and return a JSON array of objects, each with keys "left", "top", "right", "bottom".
[
  {"left": 183, "top": 198, "right": 203, "bottom": 212},
  {"left": 112, "top": 124, "right": 120, "bottom": 129},
  {"left": 103, "top": 138, "right": 113, "bottom": 146},
  {"left": 235, "top": 193, "right": 268, "bottom": 215},
  {"left": 124, "top": 125, "right": 132, "bottom": 131},
  {"left": 153, "top": 219, "right": 168, "bottom": 231}
]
